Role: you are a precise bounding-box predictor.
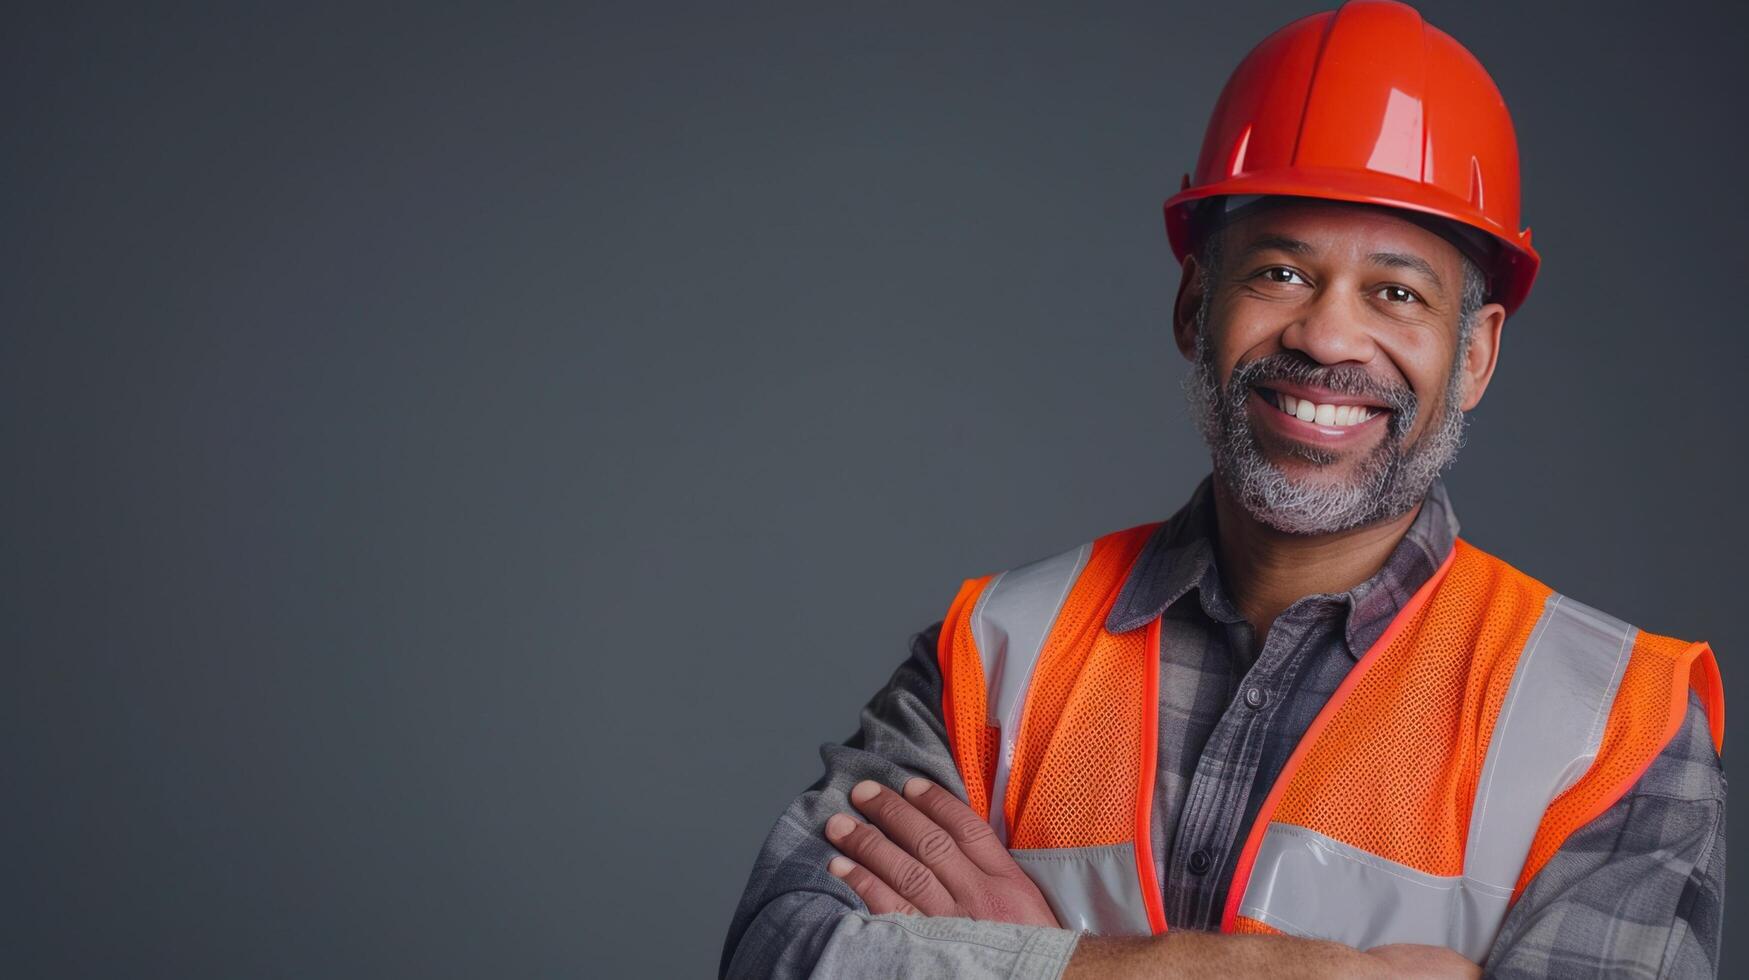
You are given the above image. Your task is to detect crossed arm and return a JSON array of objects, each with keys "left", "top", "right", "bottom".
[
  {"left": 720, "top": 626, "right": 1724, "bottom": 978},
  {"left": 719, "top": 628, "right": 1469, "bottom": 978},
  {"left": 825, "top": 775, "right": 1476, "bottom": 979}
]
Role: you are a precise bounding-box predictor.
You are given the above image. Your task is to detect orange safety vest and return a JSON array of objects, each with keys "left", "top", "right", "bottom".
[{"left": 937, "top": 523, "right": 1724, "bottom": 958}]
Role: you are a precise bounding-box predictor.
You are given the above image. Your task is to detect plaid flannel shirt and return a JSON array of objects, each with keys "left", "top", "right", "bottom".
[{"left": 721, "top": 476, "right": 1726, "bottom": 978}]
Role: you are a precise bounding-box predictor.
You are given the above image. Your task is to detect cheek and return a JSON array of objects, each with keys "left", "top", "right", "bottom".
[
  {"left": 1214, "top": 307, "right": 1294, "bottom": 376},
  {"left": 1378, "top": 334, "right": 1460, "bottom": 424}
]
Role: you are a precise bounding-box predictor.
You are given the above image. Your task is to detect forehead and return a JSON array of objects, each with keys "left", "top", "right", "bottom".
[{"left": 1219, "top": 199, "right": 1465, "bottom": 273}]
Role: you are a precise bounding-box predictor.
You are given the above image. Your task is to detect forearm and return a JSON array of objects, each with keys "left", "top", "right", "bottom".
[
  {"left": 816, "top": 910, "right": 1078, "bottom": 978},
  {"left": 1065, "top": 931, "right": 1446, "bottom": 980},
  {"left": 723, "top": 768, "right": 1084, "bottom": 980},
  {"left": 1483, "top": 696, "right": 1726, "bottom": 977},
  {"left": 722, "top": 890, "right": 843, "bottom": 979},
  {"left": 722, "top": 757, "right": 965, "bottom": 978},
  {"left": 724, "top": 623, "right": 1015, "bottom": 976}
]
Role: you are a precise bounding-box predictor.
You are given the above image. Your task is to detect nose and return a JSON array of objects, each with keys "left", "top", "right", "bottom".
[{"left": 1278, "top": 287, "right": 1380, "bottom": 367}]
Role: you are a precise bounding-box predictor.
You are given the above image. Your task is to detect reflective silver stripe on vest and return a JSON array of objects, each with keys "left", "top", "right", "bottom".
[
  {"left": 1463, "top": 594, "right": 1634, "bottom": 894},
  {"left": 1238, "top": 591, "right": 1637, "bottom": 960},
  {"left": 1241, "top": 825, "right": 1512, "bottom": 957},
  {"left": 970, "top": 542, "right": 1092, "bottom": 843},
  {"left": 1012, "top": 844, "right": 1153, "bottom": 935}
]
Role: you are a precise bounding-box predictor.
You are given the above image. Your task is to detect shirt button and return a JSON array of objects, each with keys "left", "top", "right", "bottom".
[
  {"left": 1243, "top": 687, "right": 1267, "bottom": 709},
  {"left": 1187, "top": 849, "right": 1213, "bottom": 875}
]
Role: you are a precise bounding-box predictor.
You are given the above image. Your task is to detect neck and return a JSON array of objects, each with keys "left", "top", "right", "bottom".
[{"left": 1210, "top": 475, "right": 1423, "bottom": 646}]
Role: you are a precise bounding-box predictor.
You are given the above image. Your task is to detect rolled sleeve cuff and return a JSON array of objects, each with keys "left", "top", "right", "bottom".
[{"left": 813, "top": 912, "right": 1081, "bottom": 979}]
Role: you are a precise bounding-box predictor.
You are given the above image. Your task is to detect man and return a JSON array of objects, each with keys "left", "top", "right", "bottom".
[{"left": 721, "top": 1, "right": 1726, "bottom": 977}]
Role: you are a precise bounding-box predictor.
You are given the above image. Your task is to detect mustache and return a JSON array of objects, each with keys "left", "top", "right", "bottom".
[{"left": 1227, "top": 351, "right": 1418, "bottom": 417}]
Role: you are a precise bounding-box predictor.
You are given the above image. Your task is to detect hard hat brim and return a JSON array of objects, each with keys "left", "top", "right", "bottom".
[{"left": 1164, "top": 169, "right": 1539, "bottom": 317}]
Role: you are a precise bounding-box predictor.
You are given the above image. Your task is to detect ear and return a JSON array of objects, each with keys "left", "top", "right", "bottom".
[
  {"left": 1456, "top": 302, "right": 1507, "bottom": 411},
  {"left": 1172, "top": 253, "right": 1204, "bottom": 363}
]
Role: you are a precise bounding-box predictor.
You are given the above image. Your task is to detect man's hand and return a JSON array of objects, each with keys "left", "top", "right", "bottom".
[{"left": 822, "top": 777, "right": 1061, "bottom": 928}]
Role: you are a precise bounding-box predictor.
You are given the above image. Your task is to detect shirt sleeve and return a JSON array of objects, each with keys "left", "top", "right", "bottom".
[
  {"left": 718, "top": 621, "right": 1083, "bottom": 979},
  {"left": 1483, "top": 689, "right": 1727, "bottom": 979}
]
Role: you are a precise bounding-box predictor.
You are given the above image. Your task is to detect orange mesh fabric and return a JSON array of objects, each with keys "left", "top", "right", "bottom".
[
  {"left": 1236, "top": 536, "right": 1725, "bottom": 928},
  {"left": 1515, "top": 634, "right": 1724, "bottom": 895},
  {"left": 1265, "top": 540, "right": 1552, "bottom": 876},
  {"left": 1005, "top": 525, "right": 1159, "bottom": 849},
  {"left": 938, "top": 574, "right": 996, "bottom": 818}
]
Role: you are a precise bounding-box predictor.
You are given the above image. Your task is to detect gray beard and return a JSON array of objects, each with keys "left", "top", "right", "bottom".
[{"left": 1180, "top": 301, "right": 1470, "bottom": 535}]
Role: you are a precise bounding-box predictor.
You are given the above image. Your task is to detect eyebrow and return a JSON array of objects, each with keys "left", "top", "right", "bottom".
[
  {"left": 1236, "top": 234, "right": 1315, "bottom": 262},
  {"left": 1366, "top": 250, "right": 1445, "bottom": 296}
]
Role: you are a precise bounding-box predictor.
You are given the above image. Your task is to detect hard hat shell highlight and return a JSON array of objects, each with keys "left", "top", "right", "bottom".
[{"left": 1163, "top": 0, "right": 1540, "bottom": 315}]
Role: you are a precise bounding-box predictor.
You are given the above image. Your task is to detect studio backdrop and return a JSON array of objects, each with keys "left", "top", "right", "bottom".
[{"left": 6, "top": 1, "right": 1745, "bottom": 976}]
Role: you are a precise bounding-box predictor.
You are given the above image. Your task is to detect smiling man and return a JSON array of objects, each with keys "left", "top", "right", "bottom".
[{"left": 721, "top": 2, "right": 1725, "bottom": 978}]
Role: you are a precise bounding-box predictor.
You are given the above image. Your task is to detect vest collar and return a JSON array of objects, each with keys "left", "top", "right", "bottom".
[{"left": 1103, "top": 473, "right": 1461, "bottom": 658}]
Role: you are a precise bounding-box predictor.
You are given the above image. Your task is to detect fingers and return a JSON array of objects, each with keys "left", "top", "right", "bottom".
[
  {"left": 828, "top": 856, "right": 918, "bottom": 916},
  {"left": 898, "top": 778, "right": 1017, "bottom": 877},
  {"left": 823, "top": 778, "right": 1063, "bottom": 931},
  {"left": 847, "top": 780, "right": 987, "bottom": 896},
  {"left": 824, "top": 810, "right": 958, "bottom": 915}
]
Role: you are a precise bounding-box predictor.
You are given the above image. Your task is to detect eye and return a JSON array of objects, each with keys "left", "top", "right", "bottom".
[
  {"left": 1377, "top": 284, "right": 1420, "bottom": 304},
  {"left": 1257, "top": 266, "right": 1308, "bottom": 286}
]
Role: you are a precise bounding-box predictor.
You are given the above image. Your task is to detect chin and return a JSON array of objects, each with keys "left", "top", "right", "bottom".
[
  {"left": 1262, "top": 443, "right": 1357, "bottom": 474},
  {"left": 1267, "top": 453, "right": 1385, "bottom": 492}
]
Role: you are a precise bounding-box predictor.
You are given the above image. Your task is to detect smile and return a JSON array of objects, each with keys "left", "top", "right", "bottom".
[
  {"left": 1248, "top": 386, "right": 1392, "bottom": 442},
  {"left": 1261, "top": 388, "right": 1376, "bottom": 427}
]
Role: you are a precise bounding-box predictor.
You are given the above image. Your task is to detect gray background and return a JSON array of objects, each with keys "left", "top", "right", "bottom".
[{"left": 5, "top": 1, "right": 1744, "bottom": 976}]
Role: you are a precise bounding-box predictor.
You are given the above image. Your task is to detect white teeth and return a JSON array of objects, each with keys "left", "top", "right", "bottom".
[{"left": 1270, "top": 390, "right": 1379, "bottom": 427}]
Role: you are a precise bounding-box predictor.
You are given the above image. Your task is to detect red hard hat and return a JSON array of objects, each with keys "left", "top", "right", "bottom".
[{"left": 1164, "top": 0, "right": 1540, "bottom": 315}]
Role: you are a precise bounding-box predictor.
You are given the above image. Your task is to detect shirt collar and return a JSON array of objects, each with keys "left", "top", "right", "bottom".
[{"left": 1104, "top": 473, "right": 1460, "bottom": 659}]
